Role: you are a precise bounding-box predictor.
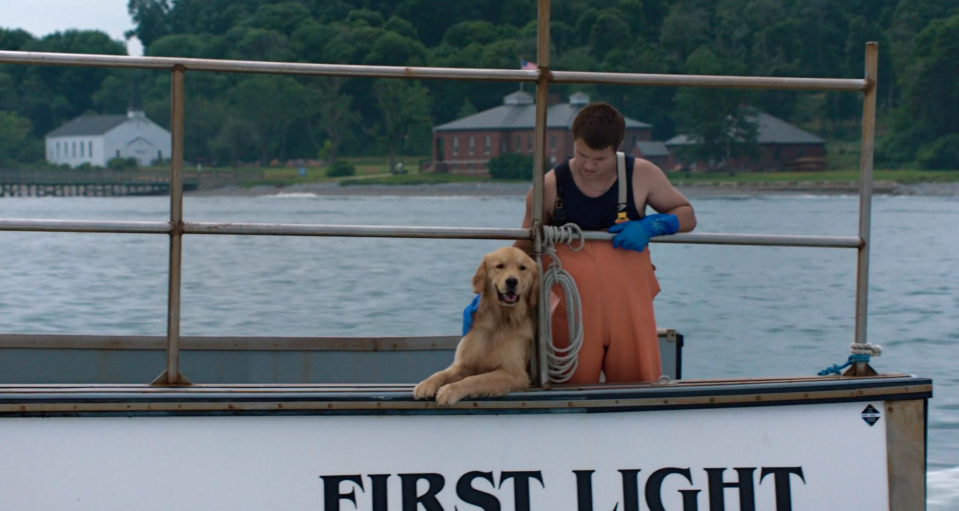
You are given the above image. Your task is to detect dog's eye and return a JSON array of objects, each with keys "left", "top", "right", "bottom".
[
  {"left": 519, "top": 265, "right": 527, "bottom": 271},
  {"left": 496, "top": 264, "right": 505, "bottom": 269}
]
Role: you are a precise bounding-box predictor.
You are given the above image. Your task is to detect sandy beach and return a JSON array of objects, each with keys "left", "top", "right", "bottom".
[{"left": 187, "top": 180, "right": 959, "bottom": 198}]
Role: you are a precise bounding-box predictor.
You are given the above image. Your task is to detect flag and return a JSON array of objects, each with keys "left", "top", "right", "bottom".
[{"left": 521, "top": 59, "right": 537, "bottom": 70}]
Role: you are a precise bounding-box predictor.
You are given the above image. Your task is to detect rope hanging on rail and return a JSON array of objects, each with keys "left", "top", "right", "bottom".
[
  {"left": 818, "top": 342, "right": 883, "bottom": 376},
  {"left": 542, "top": 223, "right": 585, "bottom": 383}
]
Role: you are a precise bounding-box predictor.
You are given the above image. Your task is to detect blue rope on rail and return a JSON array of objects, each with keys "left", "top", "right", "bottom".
[{"left": 818, "top": 354, "right": 871, "bottom": 376}]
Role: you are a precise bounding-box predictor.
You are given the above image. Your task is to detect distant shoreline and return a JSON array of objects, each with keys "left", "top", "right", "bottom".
[{"left": 186, "top": 180, "right": 959, "bottom": 198}]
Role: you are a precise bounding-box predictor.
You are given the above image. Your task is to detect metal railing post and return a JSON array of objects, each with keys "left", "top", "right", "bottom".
[
  {"left": 533, "top": 0, "right": 551, "bottom": 388},
  {"left": 154, "top": 65, "right": 189, "bottom": 386},
  {"left": 854, "top": 43, "right": 878, "bottom": 376}
]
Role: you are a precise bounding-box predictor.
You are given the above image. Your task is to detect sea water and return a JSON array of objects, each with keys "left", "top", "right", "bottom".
[{"left": 1, "top": 192, "right": 957, "bottom": 507}]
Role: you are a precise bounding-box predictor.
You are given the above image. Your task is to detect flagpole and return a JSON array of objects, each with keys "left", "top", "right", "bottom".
[{"left": 519, "top": 56, "right": 525, "bottom": 92}]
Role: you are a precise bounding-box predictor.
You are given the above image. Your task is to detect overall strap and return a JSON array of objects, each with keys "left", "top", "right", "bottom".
[
  {"left": 615, "top": 151, "right": 629, "bottom": 224},
  {"left": 552, "top": 161, "right": 570, "bottom": 225}
]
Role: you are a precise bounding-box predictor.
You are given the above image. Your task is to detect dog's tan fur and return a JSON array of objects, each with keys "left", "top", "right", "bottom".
[{"left": 413, "top": 247, "right": 538, "bottom": 406}]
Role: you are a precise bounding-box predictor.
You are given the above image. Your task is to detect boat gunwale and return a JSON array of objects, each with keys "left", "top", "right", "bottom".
[{"left": 0, "top": 375, "right": 931, "bottom": 416}]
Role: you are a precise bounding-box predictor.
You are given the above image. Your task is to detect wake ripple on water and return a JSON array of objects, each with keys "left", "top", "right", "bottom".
[
  {"left": 269, "top": 192, "right": 320, "bottom": 198},
  {"left": 929, "top": 467, "right": 959, "bottom": 511}
]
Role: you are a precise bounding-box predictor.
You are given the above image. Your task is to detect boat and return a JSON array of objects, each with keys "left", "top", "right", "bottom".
[{"left": 0, "top": 1, "right": 928, "bottom": 509}]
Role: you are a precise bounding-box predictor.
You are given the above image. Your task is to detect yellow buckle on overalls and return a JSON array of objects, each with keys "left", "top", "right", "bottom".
[{"left": 615, "top": 211, "right": 629, "bottom": 224}]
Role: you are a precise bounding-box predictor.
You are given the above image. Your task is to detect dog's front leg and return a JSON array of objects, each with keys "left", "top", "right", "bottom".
[
  {"left": 413, "top": 365, "right": 471, "bottom": 400},
  {"left": 435, "top": 369, "right": 529, "bottom": 406}
]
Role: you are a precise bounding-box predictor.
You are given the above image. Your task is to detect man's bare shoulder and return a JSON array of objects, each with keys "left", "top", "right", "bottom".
[
  {"left": 522, "top": 170, "right": 558, "bottom": 224},
  {"left": 632, "top": 157, "right": 669, "bottom": 182},
  {"left": 526, "top": 169, "right": 558, "bottom": 196}
]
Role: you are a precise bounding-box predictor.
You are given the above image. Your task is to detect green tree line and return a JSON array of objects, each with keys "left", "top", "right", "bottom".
[{"left": 0, "top": 0, "right": 956, "bottom": 169}]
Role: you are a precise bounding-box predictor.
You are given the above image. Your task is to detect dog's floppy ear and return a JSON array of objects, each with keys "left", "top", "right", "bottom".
[
  {"left": 472, "top": 258, "right": 488, "bottom": 295},
  {"left": 526, "top": 263, "right": 539, "bottom": 309}
]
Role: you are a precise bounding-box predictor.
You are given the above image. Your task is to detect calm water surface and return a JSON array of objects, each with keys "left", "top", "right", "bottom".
[{"left": 1, "top": 192, "right": 957, "bottom": 507}]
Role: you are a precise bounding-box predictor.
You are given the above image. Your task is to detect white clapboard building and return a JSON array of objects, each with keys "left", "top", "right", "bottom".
[{"left": 45, "top": 84, "right": 171, "bottom": 168}]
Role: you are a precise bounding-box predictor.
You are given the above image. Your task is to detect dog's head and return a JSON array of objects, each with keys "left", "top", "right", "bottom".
[{"left": 472, "top": 247, "right": 538, "bottom": 308}]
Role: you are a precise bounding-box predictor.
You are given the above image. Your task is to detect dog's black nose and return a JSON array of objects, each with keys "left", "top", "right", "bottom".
[{"left": 506, "top": 277, "right": 518, "bottom": 288}]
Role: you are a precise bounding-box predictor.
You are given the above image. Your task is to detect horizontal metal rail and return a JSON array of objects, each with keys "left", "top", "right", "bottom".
[
  {"left": 550, "top": 70, "right": 867, "bottom": 91},
  {"left": 182, "top": 222, "right": 531, "bottom": 240},
  {"left": 0, "top": 219, "right": 172, "bottom": 234},
  {"left": 0, "top": 51, "right": 867, "bottom": 91},
  {"left": 0, "top": 50, "right": 537, "bottom": 81},
  {"left": 583, "top": 231, "right": 863, "bottom": 248},
  {"left": 0, "top": 218, "right": 861, "bottom": 248},
  {"left": 0, "top": 331, "right": 682, "bottom": 351},
  {"left": 0, "top": 334, "right": 461, "bottom": 351},
  {"left": 0, "top": 219, "right": 859, "bottom": 247}
]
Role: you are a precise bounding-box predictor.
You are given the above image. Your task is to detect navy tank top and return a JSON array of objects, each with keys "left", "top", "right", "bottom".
[{"left": 551, "top": 154, "right": 643, "bottom": 230}]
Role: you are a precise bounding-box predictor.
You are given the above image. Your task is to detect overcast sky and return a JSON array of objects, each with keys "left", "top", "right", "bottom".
[{"left": 0, "top": 0, "right": 143, "bottom": 55}]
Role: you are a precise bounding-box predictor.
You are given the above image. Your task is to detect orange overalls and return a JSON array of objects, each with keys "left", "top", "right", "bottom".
[{"left": 545, "top": 241, "right": 662, "bottom": 384}]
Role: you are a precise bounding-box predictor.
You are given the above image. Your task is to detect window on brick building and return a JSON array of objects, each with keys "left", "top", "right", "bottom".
[
  {"left": 484, "top": 136, "right": 490, "bottom": 155},
  {"left": 453, "top": 137, "right": 459, "bottom": 155},
  {"left": 469, "top": 137, "right": 474, "bottom": 155}
]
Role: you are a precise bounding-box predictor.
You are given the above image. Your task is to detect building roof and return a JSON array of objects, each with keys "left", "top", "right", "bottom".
[
  {"left": 434, "top": 92, "right": 651, "bottom": 132},
  {"left": 635, "top": 141, "right": 670, "bottom": 157},
  {"left": 503, "top": 91, "right": 533, "bottom": 105},
  {"left": 46, "top": 115, "right": 128, "bottom": 138},
  {"left": 664, "top": 112, "right": 824, "bottom": 146}
]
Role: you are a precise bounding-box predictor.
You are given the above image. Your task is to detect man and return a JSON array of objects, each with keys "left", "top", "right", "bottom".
[{"left": 467, "top": 102, "right": 696, "bottom": 384}]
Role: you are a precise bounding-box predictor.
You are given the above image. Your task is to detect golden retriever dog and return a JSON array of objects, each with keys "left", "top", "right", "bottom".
[{"left": 413, "top": 247, "right": 538, "bottom": 406}]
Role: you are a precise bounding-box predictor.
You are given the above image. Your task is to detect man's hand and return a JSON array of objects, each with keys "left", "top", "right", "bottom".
[
  {"left": 609, "top": 214, "right": 679, "bottom": 253},
  {"left": 462, "top": 294, "right": 481, "bottom": 336}
]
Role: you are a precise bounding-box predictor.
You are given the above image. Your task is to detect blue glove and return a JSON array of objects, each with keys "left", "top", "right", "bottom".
[
  {"left": 608, "top": 214, "right": 679, "bottom": 253},
  {"left": 462, "top": 294, "right": 481, "bottom": 336}
]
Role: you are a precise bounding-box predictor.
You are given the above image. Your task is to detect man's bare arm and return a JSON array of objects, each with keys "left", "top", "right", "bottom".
[
  {"left": 513, "top": 171, "right": 557, "bottom": 254},
  {"left": 637, "top": 159, "right": 697, "bottom": 233},
  {"left": 513, "top": 187, "right": 534, "bottom": 254}
]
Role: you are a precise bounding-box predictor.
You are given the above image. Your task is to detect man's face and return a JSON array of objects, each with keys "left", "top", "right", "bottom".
[{"left": 571, "top": 139, "right": 616, "bottom": 179}]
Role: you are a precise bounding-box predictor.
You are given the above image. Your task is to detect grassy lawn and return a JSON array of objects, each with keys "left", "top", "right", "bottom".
[
  {"left": 667, "top": 139, "right": 959, "bottom": 184},
  {"left": 140, "top": 152, "right": 959, "bottom": 188},
  {"left": 668, "top": 169, "right": 959, "bottom": 185}
]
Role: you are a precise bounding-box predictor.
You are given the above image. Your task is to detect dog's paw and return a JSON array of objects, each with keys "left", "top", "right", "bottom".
[
  {"left": 435, "top": 384, "right": 465, "bottom": 407},
  {"left": 413, "top": 379, "right": 440, "bottom": 400}
]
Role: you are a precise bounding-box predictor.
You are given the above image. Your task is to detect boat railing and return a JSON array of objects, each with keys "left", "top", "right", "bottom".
[{"left": 0, "top": 0, "right": 879, "bottom": 387}]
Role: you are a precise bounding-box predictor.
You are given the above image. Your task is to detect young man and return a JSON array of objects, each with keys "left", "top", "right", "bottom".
[{"left": 467, "top": 102, "right": 696, "bottom": 384}]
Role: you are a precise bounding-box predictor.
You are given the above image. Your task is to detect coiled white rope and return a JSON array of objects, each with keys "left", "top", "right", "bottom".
[
  {"left": 541, "top": 223, "right": 585, "bottom": 383},
  {"left": 850, "top": 342, "right": 883, "bottom": 357}
]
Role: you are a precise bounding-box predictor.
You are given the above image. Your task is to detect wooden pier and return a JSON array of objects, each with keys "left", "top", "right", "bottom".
[{"left": 0, "top": 169, "right": 199, "bottom": 197}]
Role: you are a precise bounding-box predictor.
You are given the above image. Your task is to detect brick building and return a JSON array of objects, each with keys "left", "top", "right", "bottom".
[
  {"left": 665, "top": 113, "right": 826, "bottom": 172},
  {"left": 431, "top": 91, "right": 654, "bottom": 175}
]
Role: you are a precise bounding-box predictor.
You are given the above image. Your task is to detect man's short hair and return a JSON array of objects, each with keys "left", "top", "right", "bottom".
[{"left": 572, "top": 102, "right": 625, "bottom": 151}]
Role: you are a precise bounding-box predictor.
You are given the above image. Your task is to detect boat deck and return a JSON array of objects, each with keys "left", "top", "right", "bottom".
[{"left": 0, "top": 374, "right": 931, "bottom": 416}]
